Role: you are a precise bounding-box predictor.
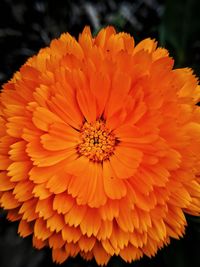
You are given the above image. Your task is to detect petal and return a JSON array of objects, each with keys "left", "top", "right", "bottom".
[
  {"left": 116, "top": 204, "right": 134, "bottom": 232},
  {"left": 78, "top": 235, "right": 96, "bottom": 252},
  {"left": 27, "top": 139, "right": 77, "bottom": 167},
  {"left": 34, "top": 218, "right": 52, "bottom": 241},
  {"left": 119, "top": 244, "right": 142, "bottom": 262},
  {"left": 36, "top": 197, "right": 54, "bottom": 219},
  {"left": 40, "top": 123, "right": 79, "bottom": 151},
  {"left": 18, "top": 220, "right": 33, "bottom": 237},
  {"left": 109, "top": 154, "right": 136, "bottom": 179},
  {"left": 0, "top": 171, "right": 15, "bottom": 191},
  {"left": 99, "top": 199, "right": 119, "bottom": 221},
  {"left": 93, "top": 242, "right": 110, "bottom": 266},
  {"left": 49, "top": 92, "right": 83, "bottom": 129},
  {"left": 109, "top": 146, "right": 142, "bottom": 179},
  {"left": 135, "top": 190, "right": 157, "bottom": 211},
  {"left": 95, "top": 26, "right": 116, "bottom": 48},
  {"left": 0, "top": 192, "right": 20, "bottom": 209},
  {"left": 96, "top": 220, "right": 113, "bottom": 240},
  {"left": 7, "top": 161, "right": 32, "bottom": 182},
  {"left": 104, "top": 72, "right": 131, "bottom": 119},
  {"left": 64, "top": 204, "right": 87, "bottom": 227},
  {"left": 9, "top": 140, "right": 28, "bottom": 161},
  {"left": 29, "top": 160, "right": 73, "bottom": 184},
  {"left": 52, "top": 247, "right": 68, "bottom": 264},
  {"left": 47, "top": 213, "right": 65, "bottom": 232},
  {"left": 90, "top": 71, "right": 110, "bottom": 117},
  {"left": 33, "top": 183, "right": 52, "bottom": 199},
  {"left": 134, "top": 38, "right": 157, "bottom": 54},
  {"left": 115, "top": 124, "right": 158, "bottom": 144},
  {"left": 0, "top": 155, "right": 11, "bottom": 170},
  {"left": 32, "top": 107, "right": 64, "bottom": 131},
  {"left": 49, "top": 233, "right": 65, "bottom": 249},
  {"left": 53, "top": 193, "right": 75, "bottom": 214},
  {"left": 19, "top": 199, "right": 38, "bottom": 222},
  {"left": 13, "top": 180, "right": 34, "bottom": 201},
  {"left": 74, "top": 69, "right": 97, "bottom": 122},
  {"left": 103, "top": 161, "right": 127, "bottom": 199},
  {"left": 60, "top": 32, "right": 84, "bottom": 59},
  {"left": 32, "top": 236, "right": 47, "bottom": 249},
  {"left": 109, "top": 224, "right": 129, "bottom": 250},
  {"left": 68, "top": 160, "right": 107, "bottom": 207},
  {"left": 46, "top": 173, "right": 71, "bottom": 194},
  {"left": 80, "top": 208, "right": 101, "bottom": 237},
  {"left": 62, "top": 224, "right": 81, "bottom": 243}
]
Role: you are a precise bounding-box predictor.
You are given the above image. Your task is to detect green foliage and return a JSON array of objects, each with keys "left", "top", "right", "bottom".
[{"left": 160, "top": 0, "right": 200, "bottom": 74}]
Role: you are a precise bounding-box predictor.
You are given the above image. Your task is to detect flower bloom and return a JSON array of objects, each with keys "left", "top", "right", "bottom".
[{"left": 0, "top": 26, "right": 200, "bottom": 265}]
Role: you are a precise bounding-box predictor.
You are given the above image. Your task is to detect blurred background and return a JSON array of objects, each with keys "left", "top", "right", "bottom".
[{"left": 0, "top": 0, "right": 200, "bottom": 267}]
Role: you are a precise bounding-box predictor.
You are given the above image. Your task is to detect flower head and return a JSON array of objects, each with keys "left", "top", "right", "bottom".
[{"left": 0, "top": 26, "right": 200, "bottom": 265}]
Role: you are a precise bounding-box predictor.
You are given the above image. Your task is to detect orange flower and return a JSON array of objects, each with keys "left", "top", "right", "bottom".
[{"left": 0, "top": 26, "right": 200, "bottom": 265}]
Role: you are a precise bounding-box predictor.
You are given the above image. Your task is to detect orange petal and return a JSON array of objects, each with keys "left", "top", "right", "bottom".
[
  {"left": 74, "top": 69, "right": 97, "bottom": 122},
  {"left": 109, "top": 223, "right": 129, "bottom": 250},
  {"left": 18, "top": 220, "right": 33, "bottom": 237},
  {"left": 6, "top": 116, "right": 31, "bottom": 138},
  {"left": 68, "top": 160, "right": 106, "bottom": 207},
  {"left": 49, "top": 93, "right": 83, "bottom": 129},
  {"left": 13, "top": 180, "right": 34, "bottom": 201},
  {"left": 60, "top": 32, "right": 84, "bottom": 59},
  {"left": 97, "top": 220, "right": 113, "bottom": 240},
  {"left": 62, "top": 224, "right": 81, "bottom": 243},
  {"left": 116, "top": 204, "right": 134, "bottom": 232},
  {"left": 80, "top": 208, "right": 101, "bottom": 237},
  {"left": 135, "top": 190, "right": 157, "bottom": 211},
  {"left": 46, "top": 121, "right": 79, "bottom": 142},
  {"left": 32, "top": 106, "right": 64, "bottom": 131},
  {"left": 53, "top": 193, "right": 75, "bottom": 214},
  {"left": 19, "top": 199, "right": 38, "bottom": 222},
  {"left": 52, "top": 247, "right": 68, "bottom": 264},
  {"left": 99, "top": 199, "right": 119, "bottom": 221},
  {"left": 7, "top": 209, "right": 22, "bottom": 221},
  {"left": 9, "top": 140, "right": 28, "bottom": 161},
  {"left": 49, "top": 233, "right": 65, "bottom": 249},
  {"left": 36, "top": 197, "right": 54, "bottom": 220},
  {"left": 65, "top": 242, "right": 80, "bottom": 257},
  {"left": 33, "top": 236, "right": 48, "bottom": 249},
  {"left": 0, "top": 191, "right": 20, "bottom": 209},
  {"left": 95, "top": 26, "right": 116, "bottom": 48},
  {"left": 0, "top": 155, "right": 11, "bottom": 170},
  {"left": 105, "top": 72, "right": 131, "bottom": 119},
  {"left": 90, "top": 71, "right": 110, "bottom": 117},
  {"left": 119, "top": 243, "right": 142, "bottom": 262},
  {"left": 115, "top": 124, "right": 158, "bottom": 144},
  {"left": 33, "top": 183, "right": 52, "bottom": 199},
  {"left": 93, "top": 242, "right": 110, "bottom": 265},
  {"left": 64, "top": 204, "right": 87, "bottom": 227},
  {"left": 134, "top": 38, "right": 157, "bottom": 54},
  {"left": 103, "top": 161, "right": 127, "bottom": 199},
  {"left": 47, "top": 213, "right": 65, "bottom": 232},
  {"left": 110, "top": 146, "right": 142, "bottom": 179},
  {"left": 41, "top": 129, "right": 78, "bottom": 151},
  {"left": 27, "top": 139, "right": 77, "bottom": 167},
  {"left": 7, "top": 161, "right": 31, "bottom": 182},
  {"left": 78, "top": 235, "right": 96, "bottom": 253},
  {"left": 0, "top": 171, "right": 15, "bottom": 191},
  {"left": 34, "top": 218, "right": 52, "bottom": 240},
  {"left": 46, "top": 173, "right": 71, "bottom": 194}
]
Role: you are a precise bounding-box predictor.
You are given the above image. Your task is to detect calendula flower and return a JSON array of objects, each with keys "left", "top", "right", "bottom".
[{"left": 0, "top": 26, "right": 200, "bottom": 265}]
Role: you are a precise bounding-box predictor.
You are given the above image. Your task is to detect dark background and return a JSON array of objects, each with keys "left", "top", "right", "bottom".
[{"left": 0, "top": 0, "right": 200, "bottom": 267}]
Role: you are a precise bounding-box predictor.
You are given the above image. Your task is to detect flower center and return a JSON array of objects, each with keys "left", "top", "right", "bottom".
[{"left": 77, "top": 120, "right": 117, "bottom": 162}]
